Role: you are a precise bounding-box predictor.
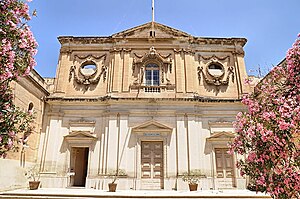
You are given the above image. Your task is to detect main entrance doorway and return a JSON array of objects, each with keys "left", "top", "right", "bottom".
[
  {"left": 70, "top": 147, "right": 89, "bottom": 187},
  {"left": 215, "top": 148, "right": 236, "bottom": 188},
  {"left": 141, "top": 141, "right": 164, "bottom": 189}
]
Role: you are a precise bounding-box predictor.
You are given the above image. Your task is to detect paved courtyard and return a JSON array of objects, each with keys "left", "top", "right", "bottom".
[{"left": 0, "top": 188, "right": 271, "bottom": 199}]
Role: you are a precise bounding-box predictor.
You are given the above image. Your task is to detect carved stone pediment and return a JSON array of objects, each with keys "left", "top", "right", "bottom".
[
  {"left": 65, "top": 131, "right": 97, "bottom": 139},
  {"left": 206, "top": 131, "right": 235, "bottom": 142},
  {"left": 132, "top": 120, "right": 173, "bottom": 133},
  {"left": 64, "top": 131, "right": 97, "bottom": 147},
  {"left": 112, "top": 22, "right": 191, "bottom": 38}
]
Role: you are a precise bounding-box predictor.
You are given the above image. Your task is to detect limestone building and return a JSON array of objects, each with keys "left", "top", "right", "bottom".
[
  {"left": 2, "top": 21, "right": 255, "bottom": 191},
  {"left": 35, "top": 22, "right": 254, "bottom": 190}
]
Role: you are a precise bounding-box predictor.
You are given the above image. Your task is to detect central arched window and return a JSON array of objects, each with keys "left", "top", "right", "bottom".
[{"left": 145, "top": 63, "right": 159, "bottom": 86}]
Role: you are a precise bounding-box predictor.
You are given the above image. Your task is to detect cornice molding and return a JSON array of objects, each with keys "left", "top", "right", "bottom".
[
  {"left": 58, "top": 36, "right": 111, "bottom": 45},
  {"left": 190, "top": 37, "right": 247, "bottom": 47},
  {"left": 45, "top": 95, "right": 241, "bottom": 103}
]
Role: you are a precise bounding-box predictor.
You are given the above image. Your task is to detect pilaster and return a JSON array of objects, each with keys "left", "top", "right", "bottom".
[{"left": 174, "top": 49, "right": 185, "bottom": 93}]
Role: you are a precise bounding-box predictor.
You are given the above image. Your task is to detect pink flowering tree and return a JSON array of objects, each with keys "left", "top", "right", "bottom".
[
  {"left": 0, "top": 0, "right": 37, "bottom": 158},
  {"left": 229, "top": 35, "right": 300, "bottom": 199}
]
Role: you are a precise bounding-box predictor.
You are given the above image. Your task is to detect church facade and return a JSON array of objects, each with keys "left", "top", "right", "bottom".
[{"left": 34, "top": 22, "right": 253, "bottom": 190}]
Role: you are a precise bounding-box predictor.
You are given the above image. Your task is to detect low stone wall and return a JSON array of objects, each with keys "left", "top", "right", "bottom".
[{"left": 0, "top": 159, "right": 28, "bottom": 191}]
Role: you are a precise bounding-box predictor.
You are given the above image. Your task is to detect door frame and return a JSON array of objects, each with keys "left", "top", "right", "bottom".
[
  {"left": 136, "top": 136, "right": 168, "bottom": 190},
  {"left": 64, "top": 131, "right": 97, "bottom": 187},
  {"left": 131, "top": 120, "right": 173, "bottom": 190},
  {"left": 70, "top": 147, "right": 89, "bottom": 187},
  {"left": 206, "top": 131, "right": 237, "bottom": 189},
  {"left": 140, "top": 141, "right": 164, "bottom": 189},
  {"left": 213, "top": 146, "right": 237, "bottom": 188}
]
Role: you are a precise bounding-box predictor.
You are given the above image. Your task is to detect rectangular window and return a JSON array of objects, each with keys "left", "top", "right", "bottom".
[
  {"left": 146, "top": 70, "right": 152, "bottom": 85},
  {"left": 145, "top": 69, "right": 159, "bottom": 86},
  {"left": 152, "top": 70, "right": 159, "bottom": 85}
]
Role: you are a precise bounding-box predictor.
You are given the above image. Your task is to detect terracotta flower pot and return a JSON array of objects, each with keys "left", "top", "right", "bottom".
[
  {"left": 108, "top": 183, "right": 117, "bottom": 192},
  {"left": 29, "top": 181, "right": 40, "bottom": 190},
  {"left": 188, "top": 183, "right": 198, "bottom": 191}
]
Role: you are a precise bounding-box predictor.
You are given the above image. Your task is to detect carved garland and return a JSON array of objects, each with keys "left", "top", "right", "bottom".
[
  {"left": 74, "top": 54, "right": 106, "bottom": 60},
  {"left": 199, "top": 54, "right": 230, "bottom": 62},
  {"left": 69, "top": 54, "right": 107, "bottom": 89},
  {"left": 197, "top": 65, "right": 234, "bottom": 88}
]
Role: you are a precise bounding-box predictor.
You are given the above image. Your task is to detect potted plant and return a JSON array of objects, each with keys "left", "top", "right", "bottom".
[
  {"left": 108, "top": 174, "right": 117, "bottom": 192},
  {"left": 107, "top": 169, "right": 126, "bottom": 192},
  {"left": 182, "top": 169, "right": 205, "bottom": 191},
  {"left": 25, "top": 164, "right": 40, "bottom": 190}
]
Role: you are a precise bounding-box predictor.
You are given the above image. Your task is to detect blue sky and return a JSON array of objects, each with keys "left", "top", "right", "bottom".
[{"left": 28, "top": 0, "right": 300, "bottom": 78}]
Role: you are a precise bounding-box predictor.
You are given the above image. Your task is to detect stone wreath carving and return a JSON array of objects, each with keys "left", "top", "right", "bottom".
[
  {"left": 197, "top": 62, "right": 234, "bottom": 89},
  {"left": 131, "top": 46, "right": 172, "bottom": 85},
  {"left": 69, "top": 54, "right": 107, "bottom": 89},
  {"left": 199, "top": 54, "right": 230, "bottom": 62}
]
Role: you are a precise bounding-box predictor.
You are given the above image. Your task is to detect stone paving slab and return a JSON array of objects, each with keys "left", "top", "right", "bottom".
[{"left": 0, "top": 188, "right": 272, "bottom": 199}]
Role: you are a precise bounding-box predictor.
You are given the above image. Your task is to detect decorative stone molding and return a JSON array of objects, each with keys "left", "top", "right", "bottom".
[
  {"left": 110, "top": 48, "right": 131, "bottom": 54},
  {"left": 69, "top": 119, "right": 96, "bottom": 133},
  {"left": 197, "top": 54, "right": 234, "bottom": 90},
  {"left": 110, "top": 48, "right": 123, "bottom": 53},
  {"left": 129, "top": 84, "right": 176, "bottom": 93},
  {"left": 190, "top": 37, "right": 247, "bottom": 47},
  {"left": 64, "top": 131, "right": 97, "bottom": 148},
  {"left": 206, "top": 131, "right": 235, "bottom": 143},
  {"left": 173, "top": 48, "right": 182, "bottom": 54},
  {"left": 208, "top": 121, "right": 233, "bottom": 127},
  {"left": 111, "top": 22, "right": 191, "bottom": 38},
  {"left": 197, "top": 63, "right": 234, "bottom": 89},
  {"left": 58, "top": 36, "right": 111, "bottom": 45},
  {"left": 69, "top": 119, "right": 96, "bottom": 125},
  {"left": 233, "top": 45, "right": 245, "bottom": 56},
  {"left": 74, "top": 54, "right": 106, "bottom": 60},
  {"left": 199, "top": 54, "right": 230, "bottom": 62},
  {"left": 158, "top": 53, "right": 172, "bottom": 59},
  {"left": 183, "top": 48, "right": 195, "bottom": 55},
  {"left": 132, "top": 120, "right": 173, "bottom": 134},
  {"left": 131, "top": 47, "right": 173, "bottom": 87},
  {"left": 69, "top": 54, "right": 107, "bottom": 89},
  {"left": 123, "top": 48, "right": 132, "bottom": 53},
  {"left": 173, "top": 48, "right": 195, "bottom": 55}
]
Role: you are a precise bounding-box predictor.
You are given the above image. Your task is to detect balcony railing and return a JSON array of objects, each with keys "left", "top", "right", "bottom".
[{"left": 130, "top": 84, "right": 175, "bottom": 93}]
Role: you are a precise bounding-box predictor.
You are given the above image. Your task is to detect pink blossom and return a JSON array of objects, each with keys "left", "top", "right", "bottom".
[
  {"left": 8, "top": 131, "right": 15, "bottom": 137},
  {"left": 229, "top": 34, "right": 300, "bottom": 198},
  {"left": 278, "top": 120, "right": 290, "bottom": 130},
  {"left": 1, "top": 0, "right": 37, "bottom": 158},
  {"left": 247, "top": 152, "right": 256, "bottom": 162},
  {"left": 262, "top": 112, "right": 271, "bottom": 121}
]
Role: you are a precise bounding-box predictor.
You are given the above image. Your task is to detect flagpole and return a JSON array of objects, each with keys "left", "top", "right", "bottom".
[{"left": 152, "top": 0, "right": 155, "bottom": 22}]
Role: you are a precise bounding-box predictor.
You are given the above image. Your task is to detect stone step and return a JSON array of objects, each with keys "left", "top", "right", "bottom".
[{"left": 0, "top": 189, "right": 272, "bottom": 199}]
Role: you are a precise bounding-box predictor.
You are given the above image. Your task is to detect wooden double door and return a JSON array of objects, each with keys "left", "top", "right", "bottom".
[
  {"left": 215, "top": 148, "right": 236, "bottom": 188},
  {"left": 141, "top": 141, "right": 164, "bottom": 189}
]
